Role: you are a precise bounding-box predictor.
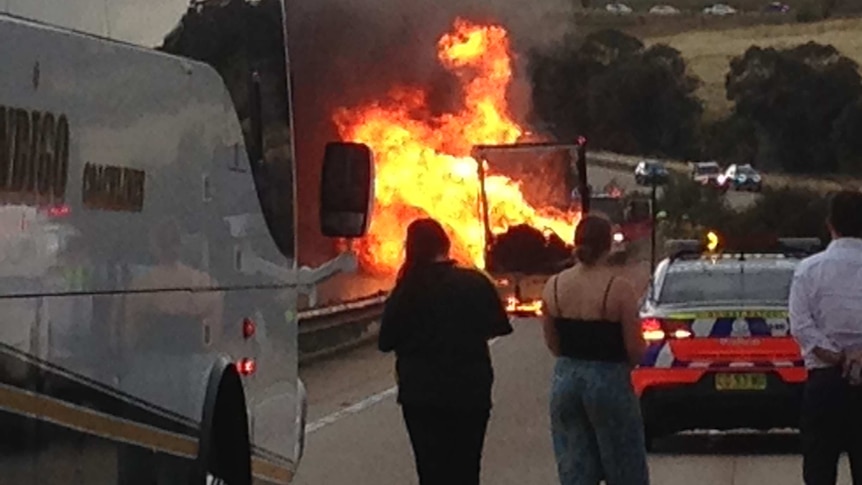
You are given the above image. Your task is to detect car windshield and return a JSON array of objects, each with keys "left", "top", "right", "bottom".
[
  {"left": 658, "top": 266, "right": 794, "bottom": 304},
  {"left": 696, "top": 165, "right": 720, "bottom": 174},
  {"left": 738, "top": 165, "right": 757, "bottom": 174}
]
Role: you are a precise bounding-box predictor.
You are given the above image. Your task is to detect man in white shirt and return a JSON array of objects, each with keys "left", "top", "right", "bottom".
[{"left": 790, "top": 190, "right": 862, "bottom": 485}]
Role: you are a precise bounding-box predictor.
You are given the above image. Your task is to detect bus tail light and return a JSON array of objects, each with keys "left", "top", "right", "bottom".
[
  {"left": 237, "top": 358, "right": 256, "bottom": 376},
  {"left": 242, "top": 318, "right": 256, "bottom": 339}
]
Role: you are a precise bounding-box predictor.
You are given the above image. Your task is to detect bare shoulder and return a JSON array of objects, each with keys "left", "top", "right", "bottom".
[
  {"left": 543, "top": 267, "right": 576, "bottom": 295},
  {"left": 609, "top": 275, "right": 637, "bottom": 298}
]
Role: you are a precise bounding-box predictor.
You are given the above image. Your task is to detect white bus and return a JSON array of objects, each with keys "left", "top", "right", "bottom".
[{"left": 0, "top": 1, "right": 373, "bottom": 484}]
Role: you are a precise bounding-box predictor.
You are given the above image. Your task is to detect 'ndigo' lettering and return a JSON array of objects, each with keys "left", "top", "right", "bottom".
[{"left": 0, "top": 106, "right": 69, "bottom": 203}]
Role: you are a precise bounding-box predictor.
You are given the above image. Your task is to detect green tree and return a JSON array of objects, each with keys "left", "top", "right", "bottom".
[
  {"left": 656, "top": 173, "right": 731, "bottom": 234},
  {"left": 702, "top": 116, "right": 758, "bottom": 166},
  {"left": 832, "top": 98, "right": 862, "bottom": 175},
  {"left": 657, "top": 174, "right": 830, "bottom": 242},
  {"left": 528, "top": 29, "right": 703, "bottom": 159},
  {"left": 735, "top": 186, "right": 829, "bottom": 239},
  {"left": 726, "top": 42, "right": 862, "bottom": 174}
]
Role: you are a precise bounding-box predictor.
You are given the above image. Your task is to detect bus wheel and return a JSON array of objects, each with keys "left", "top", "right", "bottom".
[{"left": 194, "top": 358, "right": 252, "bottom": 485}]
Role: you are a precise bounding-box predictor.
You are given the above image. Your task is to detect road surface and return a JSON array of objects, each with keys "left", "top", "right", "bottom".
[
  {"left": 295, "top": 318, "right": 852, "bottom": 484},
  {"left": 589, "top": 164, "right": 759, "bottom": 211}
]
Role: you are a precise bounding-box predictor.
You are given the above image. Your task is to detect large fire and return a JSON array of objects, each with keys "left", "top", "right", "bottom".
[{"left": 334, "top": 18, "right": 580, "bottom": 275}]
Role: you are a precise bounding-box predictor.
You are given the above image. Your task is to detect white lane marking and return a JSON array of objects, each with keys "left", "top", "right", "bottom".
[
  {"left": 305, "top": 386, "right": 397, "bottom": 434},
  {"left": 306, "top": 337, "right": 503, "bottom": 435}
]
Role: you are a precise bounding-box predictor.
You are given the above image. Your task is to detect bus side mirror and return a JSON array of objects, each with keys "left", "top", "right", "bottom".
[{"left": 319, "top": 142, "right": 374, "bottom": 238}]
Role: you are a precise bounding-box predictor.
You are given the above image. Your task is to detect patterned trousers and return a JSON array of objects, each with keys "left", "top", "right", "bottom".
[{"left": 550, "top": 357, "right": 650, "bottom": 485}]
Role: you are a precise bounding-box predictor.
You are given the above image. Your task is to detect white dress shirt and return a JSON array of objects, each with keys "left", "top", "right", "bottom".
[{"left": 790, "top": 238, "right": 862, "bottom": 369}]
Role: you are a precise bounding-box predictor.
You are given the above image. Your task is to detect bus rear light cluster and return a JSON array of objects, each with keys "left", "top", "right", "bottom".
[
  {"left": 242, "top": 318, "right": 256, "bottom": 339},
  {"left": 236, "top": 358, "right": 256, "bottom": 376}
]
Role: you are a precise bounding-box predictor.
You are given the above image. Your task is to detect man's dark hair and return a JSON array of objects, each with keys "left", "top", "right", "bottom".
[{"left": 827, "top": 190, "right": 862, "bottom": 238}]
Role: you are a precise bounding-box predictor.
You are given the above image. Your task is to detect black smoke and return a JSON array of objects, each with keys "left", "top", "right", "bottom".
[{"left": 286, "top": 0, "right": 569, "bottom": 266}]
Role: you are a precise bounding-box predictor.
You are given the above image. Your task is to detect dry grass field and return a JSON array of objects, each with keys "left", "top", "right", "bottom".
[
  {"left": 644, "top": 17, "right": 862, "bottom": 119},
  {"left": 504, "top": 1, "right": 862, "bottom": 120}
]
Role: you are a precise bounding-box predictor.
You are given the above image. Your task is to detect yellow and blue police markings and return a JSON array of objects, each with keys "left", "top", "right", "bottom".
[{"left": 640, "top": 309, "right": 794, "bottom": 368}]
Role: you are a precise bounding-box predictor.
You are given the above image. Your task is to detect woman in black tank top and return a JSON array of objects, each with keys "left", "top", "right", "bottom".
[{"left": 541, "top": 216, "right": 649, "bottom": 485}]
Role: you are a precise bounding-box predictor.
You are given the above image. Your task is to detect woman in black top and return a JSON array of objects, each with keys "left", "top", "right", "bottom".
[
  {"left": 379, "top": 218, "right": 513, "bottom": 485},
  {"left": 541, "top": 215, "right": 649, "bottom": 485}
]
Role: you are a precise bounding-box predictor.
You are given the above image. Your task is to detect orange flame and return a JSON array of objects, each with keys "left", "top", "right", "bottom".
[
  {"left": 505, "top": 296, "right": 544, "bottom": 316},
  {"left": 334, "top": 18, "right": 580, "bottom": 275}
]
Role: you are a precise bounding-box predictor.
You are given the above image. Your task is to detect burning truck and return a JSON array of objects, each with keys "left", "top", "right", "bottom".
[
  {"left": 472, "top": 142, "right": 652, "bottom": 315},
  {"left": 332, "top": 18, "right": 651, "bottom": 314}
]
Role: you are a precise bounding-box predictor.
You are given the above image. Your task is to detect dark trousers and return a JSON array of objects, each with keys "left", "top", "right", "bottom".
[
  {"left": 401, "top": 405, "right": 490, "bottom": 485},
  {"left": 802, "top": 367, "right": 862, "bottom": 485}
]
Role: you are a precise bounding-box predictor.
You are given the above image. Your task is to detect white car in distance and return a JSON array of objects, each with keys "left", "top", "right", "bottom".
[
  {"left": 606, "top": 2, "right": 634, "bottom": 14},
  {"left": 650, "top": 5, "right": 681, "bottom": 14},
  {"left": 704, "top": 3, "right": 738, "bottom": 15}
]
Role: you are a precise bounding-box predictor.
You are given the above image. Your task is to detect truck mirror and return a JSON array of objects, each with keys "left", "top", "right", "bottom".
[{"left": 319, "top": 142, "right": 374, "bottom": 238}]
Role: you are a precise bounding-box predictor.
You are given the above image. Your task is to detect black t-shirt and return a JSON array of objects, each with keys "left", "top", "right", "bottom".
[{"left": 379, "top": 261, "right": 513, "bottom": 409}]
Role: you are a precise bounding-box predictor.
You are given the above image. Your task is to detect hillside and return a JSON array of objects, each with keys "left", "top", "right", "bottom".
[{"left": 644, "top": 17, "right": 862, "bottom": 118}]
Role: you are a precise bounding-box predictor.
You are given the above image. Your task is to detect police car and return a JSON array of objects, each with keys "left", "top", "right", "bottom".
[{"left": 634, "top": 234, "right": 821, "bottom": 448}]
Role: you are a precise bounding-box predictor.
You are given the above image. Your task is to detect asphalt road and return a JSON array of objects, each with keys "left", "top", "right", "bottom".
[
  {"left": 588, "top": 164, "right": 760, "bottom": 211},
  {"left": 296, "top": 318, "right": 853, "bottom": 485}
]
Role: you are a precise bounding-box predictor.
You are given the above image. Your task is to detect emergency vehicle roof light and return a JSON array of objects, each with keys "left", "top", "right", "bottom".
[
  {"left": 665, "top": 235, "right": 823, "bottom": 263},
  {"left": 777, "top": 237, "right": 822, "bottom": 255},
  {"left": 665, "top": 239, "right": 702, "bottom": 260}
]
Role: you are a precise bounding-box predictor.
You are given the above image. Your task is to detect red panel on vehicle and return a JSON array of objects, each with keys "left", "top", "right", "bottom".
[{"left": 669, "top": 337, "right": 802, "bottom": 362}]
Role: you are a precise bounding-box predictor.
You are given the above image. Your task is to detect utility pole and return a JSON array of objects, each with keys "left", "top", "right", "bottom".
[
  {"left": 647, "top": 174, "right": 661, "bottom": 302},
  {"left": 575, "top": 136, "right": 589, "bottom": 216},
  {"left": 650, "top": 178, "right": 657, "bottom": 276}
]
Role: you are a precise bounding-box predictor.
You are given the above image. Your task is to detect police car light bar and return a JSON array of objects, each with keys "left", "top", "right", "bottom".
[
  {"left": 776, "top": 237, "right": 822, "bottom": 255},
  {"left": 664, "top": 239, "right": 702, "bottom": 260},
  {"left": 665, "top": 235, "right": 822, "bottom": 262}
]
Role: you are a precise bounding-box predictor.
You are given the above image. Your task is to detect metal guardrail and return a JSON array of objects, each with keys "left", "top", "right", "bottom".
[
  {"left": 297, "top": 294, "right": 387, "bottom": 326},
  {"left": 297, "top": 294, "right": 388, "bottom": 364}
]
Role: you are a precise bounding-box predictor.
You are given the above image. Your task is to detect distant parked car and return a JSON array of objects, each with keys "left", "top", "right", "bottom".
[
  {"left": 606, "top": 2, "right": 634, "bottom": 14},
  {"left": 650, "top": 4, "right": 682, "bottom": 15},
  {"left": 703, "top": 3, "right": 738, "bottom": 15},
  {"left": 690, "top": 161, "right": 724, "bottom": 188},
  {"left": 634, "top": 160, "right": 670, "bottom": 186},
  {"left": 718, "top": 163, "right": 763, "bottom": 191},
  {"left": 764, "top": 1, "right": 790, "bottom": 12}
]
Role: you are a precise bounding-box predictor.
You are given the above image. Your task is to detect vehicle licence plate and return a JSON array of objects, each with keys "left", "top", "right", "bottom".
[{"left": 714, "top": 373, "right": 767, "bottom": 391}]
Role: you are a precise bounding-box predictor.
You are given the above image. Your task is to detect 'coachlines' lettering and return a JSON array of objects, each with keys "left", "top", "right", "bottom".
[
  {"left": 82, "top": 163, "right": 145, "bottom": 212},
  {"left": 0, "top": 106, "right": 70, "bottom": 202}
]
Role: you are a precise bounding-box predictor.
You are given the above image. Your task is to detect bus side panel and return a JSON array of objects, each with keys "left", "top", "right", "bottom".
[{"left": 0, "top": 9, "right": 299, "bottom": 478}]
